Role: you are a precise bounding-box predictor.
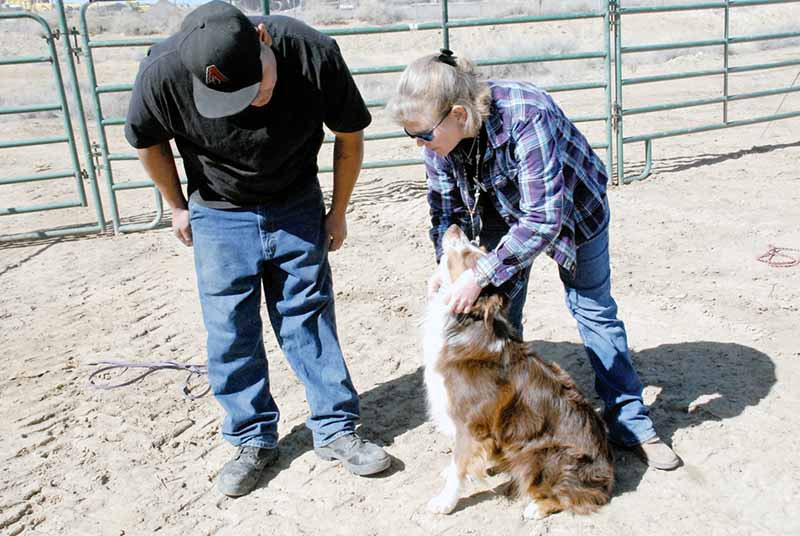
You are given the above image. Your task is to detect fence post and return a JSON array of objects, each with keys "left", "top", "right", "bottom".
[
  {"left": 610, "top": 0, "right": 624, "bottom": 184},
  {"left": 603, "top": 0, "right": 614, "bottom": 180},
  {"left": 441, "top": 0, "right": 449, "bottom": 50},
  {"left": 723, "top": 0, "right": 730, "bottom": 123}
]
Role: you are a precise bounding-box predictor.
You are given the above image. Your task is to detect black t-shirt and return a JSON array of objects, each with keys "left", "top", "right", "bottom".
[{"left": 124, "top": 15, "right": 371, "bottom": 207}]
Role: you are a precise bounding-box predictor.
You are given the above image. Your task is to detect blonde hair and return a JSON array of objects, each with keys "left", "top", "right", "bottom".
[{"left": 386, "top": 52, "right": 491, "bottom": 136}]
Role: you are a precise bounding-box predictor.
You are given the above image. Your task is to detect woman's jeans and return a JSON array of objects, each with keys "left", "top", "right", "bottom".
[
  {"left": 189, "top": 181, "right": 359, "bottom": 450},
  {"left": 480, "top": 210, "right": 656, "bottom": 447}
]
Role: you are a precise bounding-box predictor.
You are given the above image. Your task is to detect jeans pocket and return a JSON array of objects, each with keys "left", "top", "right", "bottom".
[
  {"left": 577, "top": 219, "right": 610, "bottom": 264},
  {"left": 188, "top": 199, "right": 204, "bottom": 224}
]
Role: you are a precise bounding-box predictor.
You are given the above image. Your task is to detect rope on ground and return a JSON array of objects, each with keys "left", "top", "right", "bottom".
[
  {"left": 756, "top": 245, "right": 800, "bottom": 268},
  {"left": 86, "top": 360, "right": 210, "bottom": 400}
]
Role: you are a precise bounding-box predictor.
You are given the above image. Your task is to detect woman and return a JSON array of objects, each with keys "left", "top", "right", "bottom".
[{"left": 387, "top": 50, "right": 680, "bottom": 470}]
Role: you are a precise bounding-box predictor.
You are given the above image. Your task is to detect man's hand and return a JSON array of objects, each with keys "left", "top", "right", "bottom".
[
  {"left": 325, "top": 210, "right": 347, "bottom": 252},
  {"left": 136, "top": 143, "right": 189, "bottom": 246},
  {"left": 172, "top": 206, "right": 193, "bottom": 247},
  {"left": 327, "top": 130, "right": 363, "bottom": 252},
  {"left": 443, "top": 269, "right": 482, "bottom": 314}
]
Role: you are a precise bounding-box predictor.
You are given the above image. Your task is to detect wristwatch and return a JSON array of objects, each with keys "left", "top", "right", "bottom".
[{"left": 473, "top": 268, "right": 491, "bottom": 289}]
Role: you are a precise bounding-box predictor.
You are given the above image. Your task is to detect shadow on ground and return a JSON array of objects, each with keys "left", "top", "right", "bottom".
[
  {"left": 533, "top": 340, "right": 776, "bottom": 496},
  {"left": 253, "top": 340, "right": 775, "bottom": 501}
]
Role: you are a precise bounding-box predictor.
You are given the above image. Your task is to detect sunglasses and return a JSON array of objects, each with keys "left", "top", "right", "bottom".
[{"left": 404, "top": 107, "right": 452, "bottom": 142}]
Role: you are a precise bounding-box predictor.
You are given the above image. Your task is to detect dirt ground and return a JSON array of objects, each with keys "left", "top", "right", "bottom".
[{"left": 2, "top": 4, "right": 800, "bottom": 536}]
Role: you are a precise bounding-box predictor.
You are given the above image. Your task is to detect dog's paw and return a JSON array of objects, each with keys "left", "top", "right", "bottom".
[
  {"left": 523, "top": 501, "right": 545, "bottom": 520},
  {"left": 427, "top": 493, "right": 458, "bottom": 514}
]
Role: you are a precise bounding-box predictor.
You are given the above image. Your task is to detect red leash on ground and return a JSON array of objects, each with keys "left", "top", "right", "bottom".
[{"left": 757, "top": 245, "right": 800, "bottom": 268}]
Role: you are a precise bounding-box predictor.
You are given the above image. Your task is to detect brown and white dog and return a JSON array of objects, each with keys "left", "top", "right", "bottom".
[{"left": 422, "top": 224, "right": 614, "bottom": 519}]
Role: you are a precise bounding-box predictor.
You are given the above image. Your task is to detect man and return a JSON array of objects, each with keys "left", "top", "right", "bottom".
[{"left": 125, "top": 0, "right": 390, "bottom": 497}]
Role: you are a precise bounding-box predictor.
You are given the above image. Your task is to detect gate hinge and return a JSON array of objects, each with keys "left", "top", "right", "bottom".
[
  {"left": 608, "top": 0, "right": 620, "bottom": 30},
  {"left": 91, "top": 142, "right": 103, "bottom": 173},
  {"left": 69, "top": 27, "right": 82, "bottom": 64}
]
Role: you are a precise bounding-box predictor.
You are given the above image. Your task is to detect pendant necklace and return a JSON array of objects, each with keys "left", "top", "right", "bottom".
[{"left": 462, "top": 131, "right": 484, "bottom": 245}]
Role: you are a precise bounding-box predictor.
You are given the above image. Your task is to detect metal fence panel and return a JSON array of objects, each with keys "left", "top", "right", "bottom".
[
  {"left": 614, "top": 0, "right": 800, "bottom": 183},
  {"left": 8, "top": 0, "right": 797, "bottom": 240},
  {"left": 76, "top": 0, "right": 614, "bottom": 233},
  {"left": 0, "top": 9, "right": 105, "bottom": 242}
]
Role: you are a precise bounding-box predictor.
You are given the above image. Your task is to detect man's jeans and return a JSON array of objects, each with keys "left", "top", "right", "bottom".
[
  {"left": 189, "top": 181, "right": 359, "bottom": 449},
  {"left": 480, "top": 209, "right": 656, "bottom": 447}
]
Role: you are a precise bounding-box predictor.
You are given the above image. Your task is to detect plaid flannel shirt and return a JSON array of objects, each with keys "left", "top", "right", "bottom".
[{"left": 425, "top": 80, "right": 609, "bottom": 298}]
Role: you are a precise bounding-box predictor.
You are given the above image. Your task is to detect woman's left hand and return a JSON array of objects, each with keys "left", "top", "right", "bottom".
[{"left": 444, "top": 269, "right": 482, "bottom": 314}]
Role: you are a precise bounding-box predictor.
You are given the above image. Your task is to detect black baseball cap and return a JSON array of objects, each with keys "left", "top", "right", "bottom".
[{"left": 178, "top": 1, "right": 262, "bottom": 118}]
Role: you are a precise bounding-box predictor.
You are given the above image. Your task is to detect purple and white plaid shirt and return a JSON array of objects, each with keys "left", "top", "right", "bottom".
[{"left": 425, "top": 80, "right": 609, "bottom": 297}]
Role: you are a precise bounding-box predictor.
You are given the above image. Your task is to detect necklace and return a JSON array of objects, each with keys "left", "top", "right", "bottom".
[
  {"left": 461, "top": 131, "right": 484, "bottom": 245},
  {"left": 460, "top": 134, "right": 479, "bottom": 165}
]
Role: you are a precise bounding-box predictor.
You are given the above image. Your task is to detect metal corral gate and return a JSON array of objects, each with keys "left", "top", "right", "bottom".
[
  {"left": 77, "top": 0, "right": 613, "bottom": 235},
  {"left": 0, "top": 9, "right": 105, "bottom": 241},
  {"left": 612, "top": 0, "right": 800, "bottom": 183},
  {"left": 1, "top": 0, "right": 798, "bottom": 241}
]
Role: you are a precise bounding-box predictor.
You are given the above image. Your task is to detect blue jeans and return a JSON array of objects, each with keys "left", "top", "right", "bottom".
[
  {"left": 480, "top": 211, "right": 656, "bottom": 447},
  {"left": 189, "top": 181, "right": 359, "bottom": 449}
]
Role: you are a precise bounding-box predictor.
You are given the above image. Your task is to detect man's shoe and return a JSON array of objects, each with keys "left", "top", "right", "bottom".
[
  {"left": 632, "top": 437, "right": 682, "bottom": 470},
  {"left": 314, "top": 433, "right": 391, "bottom": 476},
  {"left": 217, "top": 445, "right": 279, "bottom": 497}
]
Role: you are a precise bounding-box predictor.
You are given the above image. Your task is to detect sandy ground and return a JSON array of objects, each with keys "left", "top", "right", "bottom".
[{"left": 2, "top": 4, "right": 800, "bottom": 536}]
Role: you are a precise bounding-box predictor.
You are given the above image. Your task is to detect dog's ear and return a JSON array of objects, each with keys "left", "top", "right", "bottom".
[
  {"left": 479, "top": 245, "right": 488, "bottom": 253},
  {"left": 493, "top": 313, "right": 521, "bottom": 342},
  {"left": 480, "top": 294, "right": 522, "bottom": 342}
]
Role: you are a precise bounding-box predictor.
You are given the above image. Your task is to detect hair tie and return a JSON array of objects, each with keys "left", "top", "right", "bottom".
[{"left": 437, "top": 48, "right": 457, "bottom": 67}]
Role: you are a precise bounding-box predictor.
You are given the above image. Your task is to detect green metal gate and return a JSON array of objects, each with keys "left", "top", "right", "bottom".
[
  {"left": 0, "top": 10, "right": 105, "bottom": 241},
  {"left": 78, "top": 0, "right": 168, "bottom": 234},
  {"left": 613, "top": 0, "right": 800, "bottom": 183},
  {"left": 2, "top": 0, "right": 798, "bottom": 241},
  {"left": 76, "top": 0, "right": 614, "bottom": 235},
  {"left": 317, "top": 2, "right": 614, "bottom": 175}
]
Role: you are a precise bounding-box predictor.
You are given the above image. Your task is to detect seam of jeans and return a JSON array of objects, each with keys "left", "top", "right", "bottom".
[
  {"left": 256, "top": 206, "right": 271, "bottom": 261},
  {"left": 238, "top": 438, "right": 278, "bottom": 450}
]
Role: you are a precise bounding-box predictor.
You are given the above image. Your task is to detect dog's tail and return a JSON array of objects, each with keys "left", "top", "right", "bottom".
[
  {"left": 555, "top": 457, "right": 615, "bottom": 514},
  {"left": 513, "top": 446, "right": 614, "bottom": 515}
]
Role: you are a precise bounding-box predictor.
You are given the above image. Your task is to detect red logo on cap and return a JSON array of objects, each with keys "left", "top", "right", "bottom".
[{"left": 205, "top": 65, "right": 228, "bottom": 86}]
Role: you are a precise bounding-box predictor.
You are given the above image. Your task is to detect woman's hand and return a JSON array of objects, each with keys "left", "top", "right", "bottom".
[
  {"left": 443, "top": 269, "right": 482, "bottom": 314},
  {"left": 428, "top": 269, "right": 445, "bottom": 298}
]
